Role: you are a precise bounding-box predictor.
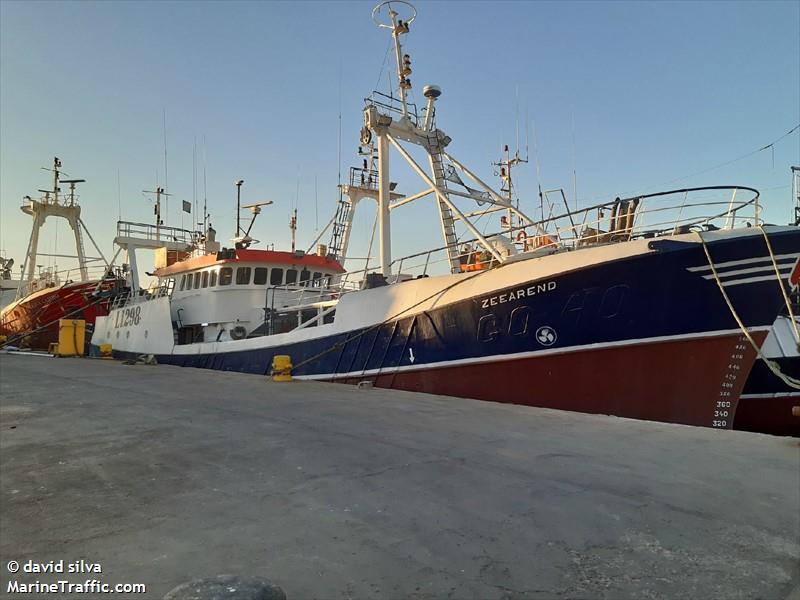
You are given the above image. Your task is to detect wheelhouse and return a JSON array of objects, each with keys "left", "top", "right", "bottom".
[{"left": 153, "top": 248, "right": 344, "bottom": 344}]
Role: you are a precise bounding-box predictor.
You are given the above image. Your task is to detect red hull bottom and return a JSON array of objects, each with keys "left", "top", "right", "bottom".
[
  {"left": 733, "top": 395, "right": 800, "bottom": 437},
  {"left": 333, "top": 332, "right": 768, "bottom": 430},
  {"left": 0, "top": 282, "right": 111, "bottom": 350}
]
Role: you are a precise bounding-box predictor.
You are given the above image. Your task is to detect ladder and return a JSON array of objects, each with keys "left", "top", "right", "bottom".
[
  {"left": 426, "top": 132, "right": 461, "bottom": 273},
  {"left": 328, "top": 197, "right": 352, "bottom": 261}
]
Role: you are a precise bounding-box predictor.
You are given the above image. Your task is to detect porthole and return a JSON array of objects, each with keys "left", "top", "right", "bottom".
[
  {"left": 126, "top": 331, "right": 130, "bottom": 339},
  {"left": 144, "top": 330, "right": 149, "bottom": 339}
]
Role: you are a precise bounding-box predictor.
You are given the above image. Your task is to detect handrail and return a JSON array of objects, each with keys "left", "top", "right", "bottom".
[{"left": 116, "top": 220, "right": 198, "bottom": 245}]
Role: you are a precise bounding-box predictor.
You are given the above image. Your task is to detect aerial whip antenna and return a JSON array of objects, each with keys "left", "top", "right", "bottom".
[{"left": 163, "top": 108, "right": 169, "bottom": 226}]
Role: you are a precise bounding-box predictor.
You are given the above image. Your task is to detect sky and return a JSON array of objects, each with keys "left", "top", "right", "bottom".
[{"left": 1, "top": 0, "right": 798, "bottom": 279}]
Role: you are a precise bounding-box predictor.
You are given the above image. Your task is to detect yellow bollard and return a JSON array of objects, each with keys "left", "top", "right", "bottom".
[
  {"left": 271, "top": 355, "right": 293, "bottom": 382},
  {"left": 99, "top": 344, "right": 113, "bottom": 359}
]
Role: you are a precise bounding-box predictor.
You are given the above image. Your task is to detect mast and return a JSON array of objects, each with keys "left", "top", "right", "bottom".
[
  {"left": 18, "top": 157, "right": 90, "bottom": 289},
  {"left": 290, "top": 208, "right": 298, "bottom": 253},
  {"left": 360, "top": 2, "right": 546, "bottom": 278},
  {"left": 493, "top": 143, "right": 527, "bottom": 237},
  {"left": 235, "top": 179, "right": 244, "bottom": 238},
  {"left": 142, "top": 186, "right": 169, "bottom": 240}
]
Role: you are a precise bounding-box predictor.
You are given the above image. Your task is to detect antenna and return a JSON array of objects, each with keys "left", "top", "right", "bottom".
[
  {"left": 60, "top": 179, "right": 85, "bottom": 206},
  {"left": 193, "top": 136, "right": 197, "bottom": 223},
  {"left": 290, "top": 208, "right": 298, "bottom": 253},
  {"left": 40, "top": 157, "right": 65, "bottom": 204},
  {"left": 515, "top": 85, "right": 520, "bottom": 158},
  {"left": 531, "top": 119, "right": 545, "bottom": 221},
  {"left": 235, "top": 179, "right": 244, "bottom": 237},
  {"left": 571, "top": 110, "right": 577, "bottom": 210},
  {"left": 492, "top": 138, "right": 527, "bottom": 236},
  {"left": 143, "top": 186, "right": 170, "bottom": 239},
  {"left": 372, "top": 0, "right": 417, "bottom": 120},
  {"left": 162, "top": 109, "right": 169, "bottom": 226},
  {"left": 241, "top": 201, "right": 273, "bottom": 239},
  {"left": 337, "top": 60, "right": 343, "bottom": 193},
  {"left": 202, "top": 135, "right": 208, "bottom": 233},
  {"left": 792, "top": 165, "right": 800, "bottom": 226}
]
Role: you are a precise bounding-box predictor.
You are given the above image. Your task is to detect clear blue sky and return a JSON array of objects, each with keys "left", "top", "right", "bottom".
[{"left": 1, "top": 0, "right": 798, "bottom": 275}]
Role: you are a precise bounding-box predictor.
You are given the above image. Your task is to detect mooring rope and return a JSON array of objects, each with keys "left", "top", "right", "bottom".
[
  {"left": 291, "top": 265, "right": 495, "bottom": 374},
  {"left": 0, "top": 294, "right": 106, "bottom": 350},
  {"left": 697, "top": 229, "right": 800, "bottom": 389},
  {"left": 759, "top": 226, "right": 800, "bottom": 346}
]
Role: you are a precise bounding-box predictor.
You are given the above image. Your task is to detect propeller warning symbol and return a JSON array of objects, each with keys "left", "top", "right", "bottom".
[{"left": 536, "top": 326, "right": 557, "bottom": 347}]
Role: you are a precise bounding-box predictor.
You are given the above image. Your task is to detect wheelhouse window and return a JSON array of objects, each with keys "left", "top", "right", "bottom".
[
  {"left": 180, "top": 275, "right": 186, "bottom": 291},
  {"left": 219, "top": 267, "right": 233, "bottom": 286},
  {"left": 202, "top": 271, "right": 209, "bottom": 288},
  {"left": 236, "top": 266, "right": 252, "bottom": 285},
  {"left": 194, "top": 272, "right": 201, "bottom": 289},
  {"left": 286, "top": 269, "right": 298, "bottom": 285},
  {"left": 299, "top": 269, "right": 311, "bottom": 286},
  {"left": 254, "top": 267, "right": 268, "bottom": 285},
  {"left": 270, "top": 268, "right": 284, "bottom": 285},
  {"left": 210, "top": 270, "right": 217, "bottom": 287},
  {"left": 312, "top": 271, "right": 322, "bottom": 287}
]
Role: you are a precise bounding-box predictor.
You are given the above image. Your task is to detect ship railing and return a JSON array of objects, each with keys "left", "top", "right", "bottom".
[
  {"left": 116, "top": 220, "right": 198, "bottom": 245},
  {"left": 15, "top": 263, "right": 113, "bottom": 299},
  {"left": 264, "top": 283, "right": 342, "bottom": 312},
  {"left": 349, "top": 166, "right": 380, "bottom": 191},
  {"left": 21, "top": 192, "right": 82, "bottom": 209},
  {"left": 111, "top": 282, "right": 174, "bottom": 310},
  {"left": 365, "top": 91, "right": 420, "bottom": 127},
  {"left": 336, "top": 186, "right": 763, "bottom": 281},
  {"left": 259, "top": 283, "right": 343, "bottom": 336}
]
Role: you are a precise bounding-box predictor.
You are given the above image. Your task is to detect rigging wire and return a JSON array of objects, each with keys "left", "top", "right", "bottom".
[
  {"left": 582, "top": 123, "right": 800, "bottom": 205},
  {"left": 372, "top": 37, "right": 393, "bottom": 99},
  {"left": 117, "top": 169, "right": 122, "bottom": 222},
  {"left": 337, "top": 60, "right": 343, "bottom": 198},
  {"left": 652, "top": 123, "right": 800, "bottom": 191}
]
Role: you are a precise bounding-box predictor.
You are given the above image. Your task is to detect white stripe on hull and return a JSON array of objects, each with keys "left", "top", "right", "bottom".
[
  {"left": 700, "top": 264, "right": 792, "bottom": 279},
  {"left": 295, "top": 326, "right": 772, "bottom": 381},
  {"left": 739, "top": 392, "right": 800, "bottom": 399},
  {"left": 687, "top": 252, "right": 799, "bottom": 273}
]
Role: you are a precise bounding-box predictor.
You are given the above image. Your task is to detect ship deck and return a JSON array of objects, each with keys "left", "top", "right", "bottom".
[{"left": 1, "top": 353, "right": 798, "bottom": 599}]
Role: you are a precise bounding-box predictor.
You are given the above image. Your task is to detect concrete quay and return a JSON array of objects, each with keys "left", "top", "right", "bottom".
[{"left": 1, "top": 353, "right": 798, "bottom": 599}]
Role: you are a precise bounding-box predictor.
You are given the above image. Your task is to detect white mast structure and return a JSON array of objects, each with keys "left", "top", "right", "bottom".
[
  {"left": 493, "top": 143, "right": 528, "bottom": 240},
  {"left": 332, "top": 1, "right": 548, "bottom": 278},
  {"left": 17, "top": 157, "right": 108, "bottom": 296}
]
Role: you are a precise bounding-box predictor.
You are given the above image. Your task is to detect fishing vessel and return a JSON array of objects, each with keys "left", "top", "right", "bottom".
[
  {"left": 90, "top": 2, "right": 799, "bottom": 430},
  {"left": 0, "top": 158, "right": 122, "bottom": 349}
]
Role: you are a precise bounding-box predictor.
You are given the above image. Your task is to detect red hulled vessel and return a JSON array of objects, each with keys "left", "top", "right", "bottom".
[{"left": 0, "top": 158, "right": 122, "bottom": 350}]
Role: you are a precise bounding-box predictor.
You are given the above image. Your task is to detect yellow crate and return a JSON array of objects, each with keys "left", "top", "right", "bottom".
[{"left": 57, "top": 319, "right": 86, "bottom": 356}]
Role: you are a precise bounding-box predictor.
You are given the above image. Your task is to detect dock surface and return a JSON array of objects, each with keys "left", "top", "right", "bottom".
[{"left": 1, "top": 354, "right": 798, "bottom": 599}]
